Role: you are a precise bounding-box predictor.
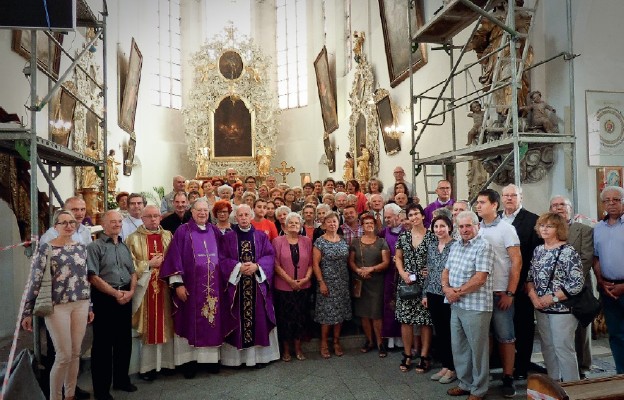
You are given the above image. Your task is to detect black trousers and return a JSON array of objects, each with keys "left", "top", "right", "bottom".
[
  {"left": 427, "top": 292, "right": 455, "bottom": 370},
  {"left": 91, "top": 286, "right": 132, "bottom": 397},
  {"left": 513, "top": 291, "right": 535, "bottom": 375}
]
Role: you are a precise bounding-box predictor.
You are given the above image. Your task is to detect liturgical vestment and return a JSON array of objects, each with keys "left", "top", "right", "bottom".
[
  {"left": 126, "top": 225, "right": 175, "bottom": 373},
  {"left": 219, "top": 225, "right": 280, "bottom": 366},
  {"left": 160, "top": 219, "right": 225, "bottom": 365}
]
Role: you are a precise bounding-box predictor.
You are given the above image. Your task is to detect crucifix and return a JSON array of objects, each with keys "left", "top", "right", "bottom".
[{"left": 273, "top": 160, "right": 295, "bottom": 183}]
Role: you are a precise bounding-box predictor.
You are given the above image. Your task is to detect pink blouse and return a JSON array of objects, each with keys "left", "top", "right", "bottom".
[{"left": 272, "top": 235, "right": 313, "bottom": 291}]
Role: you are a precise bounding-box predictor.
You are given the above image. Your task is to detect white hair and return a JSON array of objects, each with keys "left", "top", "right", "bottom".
[
  {"left": 384, "top": 203, "right": 402, "bottom": 215},
  {"left": 503, "top": 183, "right": 522, "bottom": 195},
  {"left": 285, "top": 212, "right": 303, "bottom": 225},
  {"left": 600, "top": 186, "right": 624, "bottom": 202},
  {"left": 236, "top": 204, "right": 255, "bottom": 218},
  {"left": 316, "top": 203, "right": 331, "bottom": 213},
  {"left": 456, "top": 210, "right": 479, "bottom": 225},
  {"left": 218, "top": 185, "right": 233, "bottom": 195},
  {"left": 275, "top": 205, "right": 292, "bottom": 217}
]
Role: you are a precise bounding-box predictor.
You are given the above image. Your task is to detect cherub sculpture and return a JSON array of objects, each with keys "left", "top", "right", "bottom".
[
  {"left": 521, "top": 90, "right": 557, "bottom": 133},
  {"left": 466, "top": 101, "right": 484, "bottom": 145},
  {"left": 353, "top": 31, "right": 365, "bottom": 64}
]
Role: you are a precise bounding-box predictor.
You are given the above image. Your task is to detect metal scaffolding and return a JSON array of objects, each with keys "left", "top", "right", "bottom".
[
  {"left": 408, "top": 0, "right": 577, "bottom": 205},
  {"left": 0, "top": 0, "right": 109, "bottom": 362}
]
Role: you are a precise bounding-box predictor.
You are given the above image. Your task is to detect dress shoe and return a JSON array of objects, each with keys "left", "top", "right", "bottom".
[
  {"left": 75, "top": 386, "right": 91, "bottom": 400},
  {"left": 139, "top": 370, "right": 157, "bottom": 381},
  {"left": 112, "top": 383, "right": 137, "bottom": 392},
  {"left": 182, "top": 362, "right": 198, "bottom": 379},
  {"left": 447, "top": 386, "right": 471, "bottom": 396},
  {"left": 94, "top": 393, "right": 114, "bottom": 400},
  {"left": 529, "top": 362, "right": 547, "bottom": 373}
]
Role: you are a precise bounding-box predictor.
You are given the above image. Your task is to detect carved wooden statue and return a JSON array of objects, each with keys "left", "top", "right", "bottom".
[
  {"left": 466, "top": 101, "right": 484, "bottom": 145},
  {"left": 81, "top": 141, "right": 100, "bottom": 189},
  {"left": 107, "top": 149, "right": 121, "bottom": 193},
  {"left": 521, "top": 90, "right": 557, "bottom": 133},
  {"left": 356, "top": 145, "right": 370, "bottom": 184}
]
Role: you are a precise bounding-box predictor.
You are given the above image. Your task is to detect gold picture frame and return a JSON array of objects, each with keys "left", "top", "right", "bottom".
[
  {"left": 118, "top": 38, "right": 142, "bottom": 134},
  {"left": 314, "top": 46, "right": 339, "bottom": 134},
  {"left": 12, "top": 30, "right": 64, "bottom": 80}
]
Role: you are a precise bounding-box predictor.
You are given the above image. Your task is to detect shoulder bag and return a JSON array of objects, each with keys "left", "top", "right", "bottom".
[
  {"left": 33, "top": 246, "right": 54, "bottom": 317},
  {"left": 545, "top": 246, "right": 600, "bottom": 327}
]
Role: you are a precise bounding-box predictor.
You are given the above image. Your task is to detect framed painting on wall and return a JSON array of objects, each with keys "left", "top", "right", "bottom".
[
  {"left": 586, "top": 90, "right": 624, "bottom": 166},
  {"left": 596, "top": 166, "right": 623, "bottom": 220},
  {"left": 323, "top": 132, "right": 336, "bottom": 173},
  {"left": 378, "top": 0, "right": 427, "bottom": 88},
  {"left": 212, "top": 96, "right": 254, "bottom": 160},
  {"left": 118, "top": 38, "right": 142, "bottom": 134},
  {"left": 375, "top": 89, "right": 401, "bottom": 155},
  {"left": 86, "top": 109, "right": 99, "bottom": 146},
  {"left": 314, "top": 46, "right": 339, "bottom": 134},
  {"left": 12, "top": 30, "right": 64, "bottom": 79}
]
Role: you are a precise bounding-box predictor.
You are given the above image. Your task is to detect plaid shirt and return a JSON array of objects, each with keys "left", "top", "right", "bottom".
[
  {"left": 445, "top": 235, "right": 494, "bottom": 312},
  {"left": 341, "top": 223, "right": 363, "bottom": 246}
]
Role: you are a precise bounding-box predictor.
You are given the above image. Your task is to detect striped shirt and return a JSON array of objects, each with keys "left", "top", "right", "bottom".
[{"left": 445, "top": 236, "right": 494, "bottom": 312}]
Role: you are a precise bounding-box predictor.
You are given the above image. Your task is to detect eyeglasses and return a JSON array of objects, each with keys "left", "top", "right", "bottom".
[
  {"left": 539, "top": 224, "right": 556, "bottom": 229},
  {"left": 143, "top": 214, "right": 160, "bottom": 219},
  {"left": 602, "top": 198, "right": 622, "bottom": 204},
  {"left": 56, "top": 220, "right": 77, "bottom": 227},
  {"left": 502, "top": 194, "right": 518, "bottom": 198}
]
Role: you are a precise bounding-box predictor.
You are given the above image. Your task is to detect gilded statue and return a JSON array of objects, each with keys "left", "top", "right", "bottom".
[
  {"left": 81, "top": 141, "right": 100, "bottom": 189},
  {"left": 256, "top": 146, "right": 272, "bottom": 177},
  {"left": 107, "top": 149, "right": 121, "bottom": 193},
  {"left": 356, "top": 144, "right": 370, "bottom": 184},
  {"left": 353, "top": 31, "right": 365, "bottom": 64},
  {"left": 343, "top": 152, "right": 354, "bottom": 182}
]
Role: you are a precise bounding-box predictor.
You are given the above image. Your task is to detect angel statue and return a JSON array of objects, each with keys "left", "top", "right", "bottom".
[
  {"left": 81, "top": 141, "right": 100, "bottom": 189},
  {"left": 356, "top": 144, "right": 370, "bottom": 184},
  {"left": 107, "top": 149, "right": 121, "bottom": 193},
  {"left": 353, "top": 31, "right": 365, "bottom": 64}
]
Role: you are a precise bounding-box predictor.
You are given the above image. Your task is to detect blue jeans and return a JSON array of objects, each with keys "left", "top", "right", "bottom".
[{"left": 603, "top": 294, "right": 624, "bottom": 373}]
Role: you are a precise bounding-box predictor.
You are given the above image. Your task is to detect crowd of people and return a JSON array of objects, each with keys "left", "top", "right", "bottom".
[{"left": 20, "top": 165, "right": 624, "bottom": 400}]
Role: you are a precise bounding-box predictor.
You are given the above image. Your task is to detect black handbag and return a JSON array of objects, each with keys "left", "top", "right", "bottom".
[
  {"left": 397, "top": 281, "right": 422, "bottom": 300},
  {"left": 560, "top": 287, "right": 601, "bottom": 328},
  {"left": 545, "top": 246, "right": 601, "bottom": 328}
]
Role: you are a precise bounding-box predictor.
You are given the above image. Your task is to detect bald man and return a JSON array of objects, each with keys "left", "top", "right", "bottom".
[
  {"left": 161, "top": 175, "right": 186, "bottom": 216},
  {"left": 41, "top": 197, "right": 92, "bottom": 245},
  {"left": 88, "top": 211, "right": 138, "bottom": 398}
]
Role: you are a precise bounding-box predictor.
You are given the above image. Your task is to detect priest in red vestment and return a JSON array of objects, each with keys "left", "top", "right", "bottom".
[
  {"left": 127, "top": 205, "right": 174, "bottom": 381},
  {"left": 219, "top": 204, "right": 280, "bottom": 366},
  {"left": 160, "top": 199, "right": 225, "bottom": 378}
]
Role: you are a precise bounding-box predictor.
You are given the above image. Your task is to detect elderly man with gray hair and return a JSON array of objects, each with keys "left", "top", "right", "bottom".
[
  {"left": 593, "top": 186, "right": 624, "bottom": 373},
  {"left": 549, "top": 195, "right": 594, "bottom": 376},
  {"left": 442, "top": 211, "right": 494, "bottom": 400}
]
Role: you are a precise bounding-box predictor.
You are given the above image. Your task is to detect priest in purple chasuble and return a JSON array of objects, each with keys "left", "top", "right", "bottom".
[
  {"left": 127, "top": 205, "right": 174, "bottom": 380},
  {"left": 160, "top": 199, "right": 225, "bottom": 372},
  {"left": 219, "top": 204, "right": 280, "bottom": 366}
]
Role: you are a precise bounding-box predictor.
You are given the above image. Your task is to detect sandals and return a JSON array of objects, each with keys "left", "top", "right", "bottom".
[
  {"left": 281, "top": 353, "right": 292, "bottom": 362},
  {"left": 296, "top": 352, "right": 306, "bottom": 361},
  {"left": 399, "top": 352, "right": 413, "bottom": 372},
  {"left": 333, "top": 341, "right": 344, "bottom": 357},
  {"left": 360, "top": 340, "right": 374, "bottom": 353},
  {"left": 415, "top": 355, "right": 431, "bottom": 374},
  {"left": 378, "top": 343, "right": 388, "bottom": 358},
  {"left": 320, "top": 344, "right": 331, "bottom": 359}
]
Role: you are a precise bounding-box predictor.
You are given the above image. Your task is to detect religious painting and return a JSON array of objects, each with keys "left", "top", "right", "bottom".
[
  {"left": 586, "top": 90, "right": 624, "bottom": 166},
  {"left": 124, "top": 134, "right": 136, "bottom": 176},
  {"left": 375, "top": 89, "right": 401, "bottom": 155},
  {"left": 49, "top": 85, "right": 76, "bottom": 148},
  {"left": 355, "top": 113, "right": 367, "bottom": 157},
  {"left": 212, "top": 96, "right": 254, "bottom": 160},
  {"left": 314, "top": 46, "right": 339, "bottom": 134},
  {"left": 118, "top": 38, "right": 142, "bottom": 134},
  {"left": 323, "top": 133, "right": 336, "bottom": 173},
  {"left": 219, "top": 50, "right": 244, "bottom": 80},
  {"left": 378, "top": 0, "right": 427, "bottom": 88},
  {"left": 86, "top": 109, "right": 99, "bottom": 146},
  {"left": 11, "top": 30, "right": 64, "bottom": 79},
  {"left": 596, "top": 166, "right": 623, "bottom": 220}
]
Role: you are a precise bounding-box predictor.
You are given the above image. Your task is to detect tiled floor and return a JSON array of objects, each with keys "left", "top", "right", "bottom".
[
  {"left": 76, "top": 335, "right": 616, "bottom": 400},
  {"left": 2, "top": 333, "right": 617, "bottom": 399}
]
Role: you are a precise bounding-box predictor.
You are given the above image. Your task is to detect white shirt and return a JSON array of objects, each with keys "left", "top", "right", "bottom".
[
  {"left": 40, "top": 223, "right": 92, "bottom": 245},
  {"left": 479, "top": 217, "right": 520, "bottom": 291},
  {"left": 121, "top": 215, "right": 143, "bottom": 241}
]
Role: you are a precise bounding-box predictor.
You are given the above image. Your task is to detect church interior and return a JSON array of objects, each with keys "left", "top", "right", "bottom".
[{"left": 0, "top": 0, "right": 622, "bottom": 377}]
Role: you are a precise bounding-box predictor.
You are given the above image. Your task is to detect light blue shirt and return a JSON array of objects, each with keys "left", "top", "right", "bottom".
[
  {"left": 40, "top": 224, "right": 92, "bottom": 245},
  {"left": 594, "top": 215, "right": 624, "bottom": 280}
]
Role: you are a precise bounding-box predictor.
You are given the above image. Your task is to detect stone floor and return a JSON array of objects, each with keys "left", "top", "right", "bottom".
[{"left": 2, "top": 332, "right": 617, "bottom": 400}]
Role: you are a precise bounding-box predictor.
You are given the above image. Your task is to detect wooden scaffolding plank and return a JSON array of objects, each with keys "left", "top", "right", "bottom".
[{"left": 412, "top": 0, "right": 492, "bottom": 44}]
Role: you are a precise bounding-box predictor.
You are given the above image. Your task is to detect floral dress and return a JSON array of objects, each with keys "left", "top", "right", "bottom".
[
  {"left": 394, "top": 230, "right": 435, "bottom": 325},
  {"left": 314, "top": 237, "right": 352, "bottom": 325}
]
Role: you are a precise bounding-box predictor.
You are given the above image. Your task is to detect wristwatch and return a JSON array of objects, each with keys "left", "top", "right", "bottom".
[
  {"left": 552, "top": 294, "right": 559, "bottom": 303},
  {"left": 505, "top": 291, "right": 515, "bottom": 297}
]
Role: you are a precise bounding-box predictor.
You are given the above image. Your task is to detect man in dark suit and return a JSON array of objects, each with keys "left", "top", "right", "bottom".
[
  {"left": 500, "top": 184, "right": 543, "bottom": 379},
  {"left": 550, "top": 195, "right": 594, "bottom": 376}
]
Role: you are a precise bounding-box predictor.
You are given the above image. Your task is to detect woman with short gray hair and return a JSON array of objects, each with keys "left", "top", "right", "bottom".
[{"left": 275, "top": 205, "right": 292, "bottom": 236}]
